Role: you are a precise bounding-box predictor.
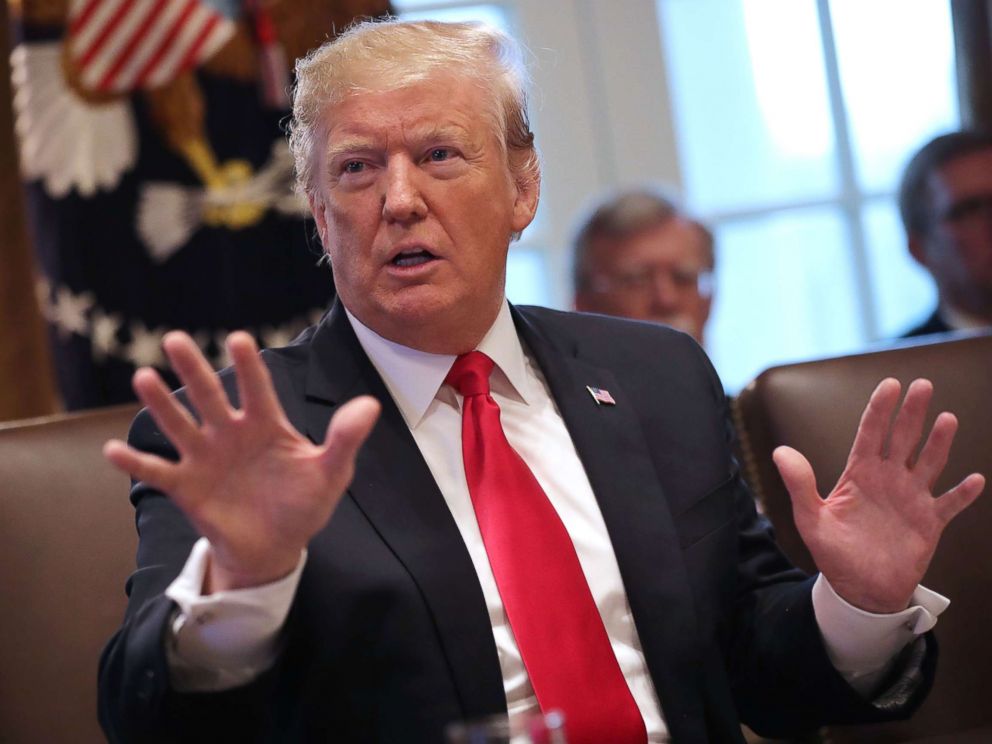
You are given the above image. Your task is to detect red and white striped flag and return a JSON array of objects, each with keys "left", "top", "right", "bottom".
[
  {"left": 586, "top": 385, "right": 617, "bottom": 406},
  {"left": 66, "top": 0, "right": 236, "bottom": 93}
]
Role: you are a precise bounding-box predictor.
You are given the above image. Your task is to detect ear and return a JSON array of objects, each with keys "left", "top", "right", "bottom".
[
  {"left": 510, "top": 171, "right": 540, "bottom": 234},
  {"left": 700, "top": 294, "right": 714, "bottom": 325},
  {"left": 308, "top": 191, "right": 328, "bottom": 246},
  {"left": 908, "top": 233, "right": 930, "bottom": 268}
]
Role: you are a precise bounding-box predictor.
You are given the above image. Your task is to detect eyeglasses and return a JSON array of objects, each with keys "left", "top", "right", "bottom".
[
  {"left": 936, "top": 193, "right": 992, "bottom": 225},
  {"left": 586, "top": 265, "right": 714, "bottom": 297}
]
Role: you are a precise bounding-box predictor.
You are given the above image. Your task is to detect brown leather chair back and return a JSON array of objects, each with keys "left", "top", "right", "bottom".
[
  {"left": 733, "top": 332, "right": 992, "bottom": 743},
  {"left": 0, "top": 404, "right": 139, "bottom": 743}
]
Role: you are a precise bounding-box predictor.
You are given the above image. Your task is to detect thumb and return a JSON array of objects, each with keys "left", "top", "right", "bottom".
[
  {"left": 320, "top": 396, "right": 381, "bottom": 487},
  {"left": 773, "top": 445, "right": 821, "bottom": 516}
]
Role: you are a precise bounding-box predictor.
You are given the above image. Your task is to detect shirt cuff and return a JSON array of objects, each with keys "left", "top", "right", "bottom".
[
  {"left": 164, "top": 537, "right": 306, "bottom": 691},
  {"left": 812, "top": 574, "right": 947, "bottom": 691}
]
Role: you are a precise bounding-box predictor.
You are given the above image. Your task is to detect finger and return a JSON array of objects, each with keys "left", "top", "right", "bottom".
[
  {"left": 887, "top": 378, "right": 933, "bottom": 464},
  {"left": 935, "top": 473, "right": 985, "bottom": 525},
  {"left": 163, "top": 331, "right": 232, "bottom": 427},
  {"left": 848, "top": 378, "right": 902, "bottom": 461},
  {"left": 103, "top": 439, "right": 178, "bottom": 494},
  {"left": 773, "top": 445, "right": 821, "bottom": 517},
  {"left": 319, "top": 396, "right": 382, "bottom": 489},
  {"left": 914, "top": 411, "right": 958, "bottom": 487},
  {"left": 132, "top": 367, "right": 202, "bottom": 454},
  {"left": 227, "top": 332, "right": 284, "bottom": 421}
]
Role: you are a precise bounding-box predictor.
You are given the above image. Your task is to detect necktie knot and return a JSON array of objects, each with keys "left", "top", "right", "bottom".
[{"left": 445, "top": 351, "right": 494, "bottom": 398}]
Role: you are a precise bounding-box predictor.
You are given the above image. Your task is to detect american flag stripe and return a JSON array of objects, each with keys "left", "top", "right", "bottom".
[
  {"left": 97, "top": 0, "right": 171, "bottom": 91},
  {"left": 75, "top": 0, "right": 135, "bottom": 69},
  {"left": 68, "top": 0, "right": 104, "bottom": 37},
  {"left": 105, "top": 0, "right": 187, "bottom": 90},
  {"left": 173, "top": 11, "right": 226, "bottom": 78},
  {"left": 69, "top": 0, "right": 120, "bottom": 58},
  {"left": 66, "top": 0, "right": 234, "bottom": 93},
  {"left": 131, "top": 0, "right": 200, "bottom": 88},
  {"left": 81, "top": 2, "right": 151, "bottom": 88},
  {"left": 143, "top": 5, "right": 226, "bottom": 88}
]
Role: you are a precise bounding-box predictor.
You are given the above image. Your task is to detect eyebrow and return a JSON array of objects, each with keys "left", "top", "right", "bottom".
[{"left": 323, "top": 123, "right": 476, "bottom": 164}]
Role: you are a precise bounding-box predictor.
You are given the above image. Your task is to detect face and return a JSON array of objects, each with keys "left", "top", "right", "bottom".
[
  {"left": 575, "top": 218, "right": 713, "bottom": 343},
  {"left": 913, "top": 149, "right": 992, "bottom": 316},
  {"left": 308, "top": 73, "right": 539, "bottom": 353}
]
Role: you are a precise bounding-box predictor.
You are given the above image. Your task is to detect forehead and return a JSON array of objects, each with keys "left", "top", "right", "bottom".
[
  {"left": 929, "top": 149, "right": 992, "bottom": 203},
  {"left": 320, "top": 73, "right": 499, "bottom": 147},
  {"left": 589, "top": 219, "right": 709, "bottom": 267}
]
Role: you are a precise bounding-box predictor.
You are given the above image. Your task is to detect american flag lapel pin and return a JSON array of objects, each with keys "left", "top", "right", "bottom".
[{"left": 586, "top": 385, "right": 616, "bottom": 406}]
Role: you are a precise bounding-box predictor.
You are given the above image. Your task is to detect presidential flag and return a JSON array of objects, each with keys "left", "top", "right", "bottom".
[{"left": 9, "top": 0, "right": 392, "bottom": 409}]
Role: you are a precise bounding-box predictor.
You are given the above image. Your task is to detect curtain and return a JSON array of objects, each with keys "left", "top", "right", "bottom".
[
  {"left": 0, "top": 0, "right": 57, "bottom": 421},
  {"left": 951, "top": 0, "right": 992, "bottom": 130}
]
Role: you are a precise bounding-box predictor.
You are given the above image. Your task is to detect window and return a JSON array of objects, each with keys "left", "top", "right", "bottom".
[{"left": 657, "top": 0, "right": 958, "bottom": 389}]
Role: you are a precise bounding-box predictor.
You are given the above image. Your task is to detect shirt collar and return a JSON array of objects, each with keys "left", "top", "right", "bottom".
[{"left": 344, "top": 300, "right": 531, "bottom": 429}]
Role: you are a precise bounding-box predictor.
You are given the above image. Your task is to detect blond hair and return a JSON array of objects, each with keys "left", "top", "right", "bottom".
[{"left": 288, "top": 18, "right": 539, "bottom": 197}]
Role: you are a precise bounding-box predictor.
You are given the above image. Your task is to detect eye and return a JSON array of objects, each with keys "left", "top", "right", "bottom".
[
  {"left": 429, "top": 148, "right": 452, "bottom": 162},
  {"left": 343, "top": 160, "right": 365, "bottom": 174}
]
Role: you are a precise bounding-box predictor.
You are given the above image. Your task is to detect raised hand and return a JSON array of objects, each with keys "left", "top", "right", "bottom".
[
  {"left": 103, "top": 331, "right": 380, "bottom": 593},
  {"left": 772, "top": 378, "right": 985, "bottom": 614}
]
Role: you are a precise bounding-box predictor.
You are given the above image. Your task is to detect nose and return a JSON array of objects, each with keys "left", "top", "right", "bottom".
[{"left": 382, "top": 156, "right": 427, "bottom": 223}]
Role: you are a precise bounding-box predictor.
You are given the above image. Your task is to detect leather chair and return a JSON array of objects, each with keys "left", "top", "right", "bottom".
[
  {"left": 733, "top": 331, "right": 992, "bottom": 743},
  {"left": 0, "top": 404, "right": 139, "bottom": 743}
]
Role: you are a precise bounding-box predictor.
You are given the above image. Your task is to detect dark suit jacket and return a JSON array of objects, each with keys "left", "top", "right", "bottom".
[
  {"left": 99, "top": 303, "right": 934, "bottom": 743},
  {"left": 902, "top": 309, "right": 953, "bottom": 338}
]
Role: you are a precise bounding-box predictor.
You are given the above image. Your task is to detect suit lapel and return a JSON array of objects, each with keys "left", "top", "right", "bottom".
[
  {"left": 297, "top": 302, "right": 506, "bottom": 720},
  {"left": 513, "top": 307, "right": 706, "bottom": 738}
]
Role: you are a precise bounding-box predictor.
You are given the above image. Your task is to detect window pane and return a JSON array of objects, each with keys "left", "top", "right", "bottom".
[
  {"left": 862, "top": 200, "right": 938, "bottom": 337},
  {"left": 394, "top": 2, "right": 510, "bottom": 32},
  {"left": 506, "top": 248, "right": 551, "bottom": 306},
  {"left": 706, "top": 208, "right": 863, "bottom": 392},
  {"left": 657, "top": 0, "right": 839, "bottom": 213},
  {"left": 831, "top": 0, "right": 959, "bottom": 193}
]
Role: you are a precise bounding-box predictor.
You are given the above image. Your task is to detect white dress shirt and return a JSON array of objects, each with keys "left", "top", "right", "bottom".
[{"left": 166, "top": 301, "right": 947, "bottom": 742}]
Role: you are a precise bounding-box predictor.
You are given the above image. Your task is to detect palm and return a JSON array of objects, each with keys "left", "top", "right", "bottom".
[
  {"left": 105, "top": 331, "right": 380, "bottom": 590},
  {"left": 774, "top": 378, "right": 984, "bottom": 613},
  {"left": 169, "top": 416, "right": 341, "bottom": 573}
]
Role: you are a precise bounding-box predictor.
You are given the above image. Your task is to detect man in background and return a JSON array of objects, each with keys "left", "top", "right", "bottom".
[
  {"left": 898, "top": 130, "right": 992, "bottom": 337},
  {"left": 572, "top": 188, "right": 714, "bottom": 345}
]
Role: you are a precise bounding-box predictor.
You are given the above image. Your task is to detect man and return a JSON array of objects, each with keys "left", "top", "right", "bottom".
[
  {"left": 898, "top": 130, "right": 992, "bottom": 337},
  {"left": 573, "top": 189, "right": 714, "bottom": 344},
  {"left": 99, "top": 20, "right": 985, "bottom": 743}
]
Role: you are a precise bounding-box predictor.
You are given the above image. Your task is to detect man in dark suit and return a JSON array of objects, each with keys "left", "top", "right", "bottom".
[
  {"left": 898, "top": 131, "right": 992, "bottom": 337},
  {"left": 99, "top": 19, "right": 985, "bottom": 743}
]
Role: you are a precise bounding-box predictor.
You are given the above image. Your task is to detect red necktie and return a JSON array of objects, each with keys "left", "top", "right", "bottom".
[{"left": 446, "top": 352, "right": 646, "bottom": 744}]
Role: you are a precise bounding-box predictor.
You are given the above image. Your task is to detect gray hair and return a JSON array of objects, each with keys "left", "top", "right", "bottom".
[
  {"left": 571, "top": 188, "right": 714, "bottom": 292},
  {"left": 287, "top": 18, "right": 540, "bottom": 198},
  {"left": 898, "top": 130, "right": 992, "bottom": 236}
]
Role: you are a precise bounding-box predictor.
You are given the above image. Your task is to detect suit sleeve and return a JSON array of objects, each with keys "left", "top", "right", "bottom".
[
  {"left": 97, "top": 408, "right": 288, "bottom": 743},
  {"left": 682, "top": 342, "right": 938, "bottom": 737}
]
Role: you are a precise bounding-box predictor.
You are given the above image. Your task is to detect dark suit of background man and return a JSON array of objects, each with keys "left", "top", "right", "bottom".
[
  {"left": 899, "top": 130, "right": 992, "bottom": 337},
  {"left": 98, "top": 19, "right": 985, "bottom": 744}
]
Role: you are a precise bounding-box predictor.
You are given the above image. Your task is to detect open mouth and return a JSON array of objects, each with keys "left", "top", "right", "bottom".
[{"left": 391, "top": 249, "right": 437, "bottom": 268}]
